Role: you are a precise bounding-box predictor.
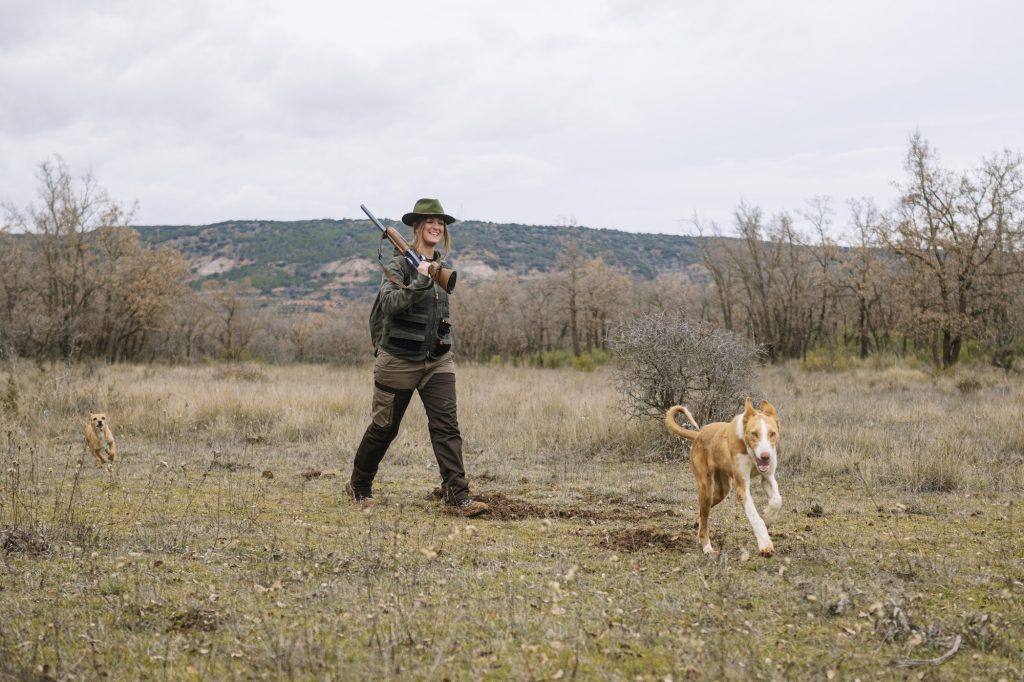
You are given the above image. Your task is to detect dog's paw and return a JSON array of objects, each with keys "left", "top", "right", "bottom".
[{"left": 759, "top": 544, "right": 774, "bottom": 558}]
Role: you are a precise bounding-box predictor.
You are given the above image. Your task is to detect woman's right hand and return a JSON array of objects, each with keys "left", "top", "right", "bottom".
[{"left": 416, "top": 261, "right": 432, "bottom": 278}]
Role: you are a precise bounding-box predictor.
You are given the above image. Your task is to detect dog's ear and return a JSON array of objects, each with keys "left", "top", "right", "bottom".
[
  {"left": 744, "top": 397, "right": 756, "bottom": 419},
  {"left": 760, "top": 400, "right": 777, "bottom": 420}
]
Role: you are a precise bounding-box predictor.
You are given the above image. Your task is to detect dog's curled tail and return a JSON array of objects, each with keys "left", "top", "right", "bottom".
[{"left": 665, "top": 405, "right": 700, "bottom": 441}]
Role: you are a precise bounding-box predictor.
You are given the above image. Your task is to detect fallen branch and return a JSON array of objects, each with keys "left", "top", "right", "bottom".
[{"left": 896, "top": 635, "right": 962, "bottom": 668}]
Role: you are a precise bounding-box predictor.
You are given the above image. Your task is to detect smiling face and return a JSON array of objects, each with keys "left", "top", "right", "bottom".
[
  {"left": 738, "top": 399, "right": 779, "bottom": 473},
  {"left": 414, "top": 216, "right": 448, "bottom": 254}
]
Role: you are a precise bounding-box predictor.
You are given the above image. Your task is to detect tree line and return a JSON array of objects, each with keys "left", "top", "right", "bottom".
[
  {"left": 453, "top": 135, "right": 1024, "bottom": 371},
  {"left": 691, "top": 134, "right": 1024, "bottom": 369},
  {"left": 0, "top": 158, "right": 371, "bottom": 365},
  {"left": 3, "top": 136, "right": 1022, "bottom": 370}
]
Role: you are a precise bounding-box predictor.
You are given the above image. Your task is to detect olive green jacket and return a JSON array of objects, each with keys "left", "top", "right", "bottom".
[{"left": 369, "top": 251, "right": 453, "bottom": 361}]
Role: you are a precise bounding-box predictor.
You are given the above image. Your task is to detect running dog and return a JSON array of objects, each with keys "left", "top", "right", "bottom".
[
  {"left": 85, "top": 412, "right": 117, "bottom": 465},
  {"left": 665, "top": 399, "right": 782, "bottom": 557}
]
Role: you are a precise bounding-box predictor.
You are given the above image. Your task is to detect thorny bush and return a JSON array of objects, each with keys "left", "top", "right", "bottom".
[{"left": 609, "top": 311, "right": 761, "bottom": 425}]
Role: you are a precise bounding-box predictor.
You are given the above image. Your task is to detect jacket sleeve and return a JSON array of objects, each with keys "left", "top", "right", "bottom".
[{"left": 377, "top": 253, "right": 433, "bottom": 315}]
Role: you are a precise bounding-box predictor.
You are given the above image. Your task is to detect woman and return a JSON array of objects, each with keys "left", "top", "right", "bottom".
[{"left": 345, "top": 198, "right": 489, "bottom": 517}]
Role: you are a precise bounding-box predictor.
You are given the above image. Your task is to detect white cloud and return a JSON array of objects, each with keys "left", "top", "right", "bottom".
[{"left": 1, "top": 0, "right": 1022, "bottom": 235}]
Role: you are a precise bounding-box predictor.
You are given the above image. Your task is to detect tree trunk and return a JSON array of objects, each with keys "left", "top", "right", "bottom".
[{"left": 941, "top": 330, "right": 961, "bottom": 367}]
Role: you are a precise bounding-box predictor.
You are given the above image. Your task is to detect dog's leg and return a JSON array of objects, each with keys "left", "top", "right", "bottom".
[
  {"left": 697, "top": 492, "right": 714, "bottom": 555},
  {"left": 736, "top": 470, "right": 773, "bottom": 557},
  {"left": 106, "top": 435, "right": 116, "bottom": 462},
  {"left": 89, "top": 447, "right": 106, "bottom": 465},
  {"left": 712, "top": 472, "right": 730, "bottom": 507},
  {"left": 760, "top": 475, "right": 782, "bottom": 522},
  {"left": 692, "top": 448, "right": 716, "bottom": 555}
]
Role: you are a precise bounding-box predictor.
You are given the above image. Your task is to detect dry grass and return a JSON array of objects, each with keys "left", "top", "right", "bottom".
[{"left": 0, "top": 360, "right": 1022, "bottom": 680}]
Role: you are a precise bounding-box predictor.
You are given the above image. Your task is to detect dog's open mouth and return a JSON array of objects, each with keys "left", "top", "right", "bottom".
[{"left": 755, "top": 455, "right": 771, "bottom": 472}]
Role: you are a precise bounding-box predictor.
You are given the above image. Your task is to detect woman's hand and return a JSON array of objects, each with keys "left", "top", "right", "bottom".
[{"left": 416, "top": 260, "right": 432, "bottom": 278}]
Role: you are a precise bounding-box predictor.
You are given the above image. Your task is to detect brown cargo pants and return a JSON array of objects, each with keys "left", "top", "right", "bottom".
[{"left": 349, "top": 350, "right": 468, "bottom": 502}]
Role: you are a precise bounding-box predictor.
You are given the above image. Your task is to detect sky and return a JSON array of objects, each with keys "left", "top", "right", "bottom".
[{"left": 2, "top": 0, "right": 1022, "bottom": 237}]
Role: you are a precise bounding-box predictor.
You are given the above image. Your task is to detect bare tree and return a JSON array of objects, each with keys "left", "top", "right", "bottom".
[
  {"left": 707, "top": 204, "right": 823, "bottom": 361},
  {"left": 797, "top": 196, "right": 842, "bottom": 352},
  {"left": 89, "top": 226, "right": 190, "bottom": 361},
  {"left": 839, "top": 199, "right": 902, "bottom": 358},
  {"left": 558, "top": 216, "right": 582, "bottom": 356},
  {"left": 693, "top": 215, "right": 738, "bottom": 331},
  {"left": 20, "top": 158, "right": 116, "bottom": 361},
  {"left": 0, "top": 221, "right": 32, "bottom": 357},
  {"left": 879, "top": 134, "right": 1024, "bottom": 367},
  {"left": 575, "top": 258, "right": 633, "bottom": 351},
  {"left": 517, "top": 274, "right": 561, "bottom": 354},
  {"left": 202, "top": 281, "right": 259, "bottom": 360},
  {"left": 2, "top": 157, "right": 191, "bottom": 363}
]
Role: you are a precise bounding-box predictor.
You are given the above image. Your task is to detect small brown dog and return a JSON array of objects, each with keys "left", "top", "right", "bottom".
[
  {"left": 666, "top": 399, "right": 781, "bottom": 557},
  {"left": 85, "top": 412, "right": 117, "bottom": 465}
]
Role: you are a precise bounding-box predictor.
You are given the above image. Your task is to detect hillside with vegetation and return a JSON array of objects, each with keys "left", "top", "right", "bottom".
[
  {"left": 6, "top": 137, "right": 1021, "bottom": 369},
  {"left": 134, "top": 218, "right": 703, "bottom": 300}
]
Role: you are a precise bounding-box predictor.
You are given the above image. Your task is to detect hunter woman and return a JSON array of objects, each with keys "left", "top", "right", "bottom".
[{"left": 345, "top": 198, "right": 488, "bottom": 517}]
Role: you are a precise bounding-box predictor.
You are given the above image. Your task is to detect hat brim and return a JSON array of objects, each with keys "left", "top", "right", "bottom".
[{"left": 402, "top": 212, "right": 456, "bottom": 226}]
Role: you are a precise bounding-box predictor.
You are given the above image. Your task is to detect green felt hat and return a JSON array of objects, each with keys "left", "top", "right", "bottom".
[{"left": 402, "top": 198, "right": 456, "bottom": 226}]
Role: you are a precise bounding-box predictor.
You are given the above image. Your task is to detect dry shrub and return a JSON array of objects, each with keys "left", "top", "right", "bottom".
[
  {"left": 609, "top": 311, "right": 761, "bottom": 425},
  {"left": 1, "top": 374, "right": 17, "bottom": 414},
  {"left": 959, "top": 612, "right": 1000, "bottom": 653},
  {"left": 1, "top": 524, "right": 50, "bottom": 556},
  {"left": 955, "top": 376, "right": 982, "bottom": 395},
  {"left": 869, "top": 599, "right": 917, "bottom": 643},
  {"left": 902, "top": 455, "right": 968, "bottom": 493},
  {"left": 212, "top": 363, "right": 268, "bottom": 382}
]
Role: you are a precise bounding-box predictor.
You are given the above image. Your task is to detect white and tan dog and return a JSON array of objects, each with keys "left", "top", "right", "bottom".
[
  {"left": 85, "top": 412, "right": 117, "bottom": 465},
  {"left": 665, "top": 399, "right": 782, "bottom": 557}
]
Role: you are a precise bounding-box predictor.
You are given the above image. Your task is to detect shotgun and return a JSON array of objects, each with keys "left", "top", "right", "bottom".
[{"left": 361, "top": 204, "right": 457, "bottom": 293}]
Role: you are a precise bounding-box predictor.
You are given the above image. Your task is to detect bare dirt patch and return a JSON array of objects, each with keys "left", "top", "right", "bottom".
[
  {"left": 301, "top": 469, "right": 336, "bottom": 480},
  {"left": 209, "top": 459, "right": 254, "bottom": 473},
  {"left": 167, "top": 607, "right": 222, "bottom": 633},
  {"left": 597, "top": 527, "right": 686, "bottom": 553},
  {"left": 473, "top": 492, "right": 581, "bottom": 521},
  {"left": 434, "top": 489, "right": 679, "bottom": 523}
]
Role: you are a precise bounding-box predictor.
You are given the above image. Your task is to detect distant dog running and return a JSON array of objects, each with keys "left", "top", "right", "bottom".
[
  {"left": 85, "top": 412, "right": 117, "bottom": 465},
  {"left": 665, "top": 399, "right": 782, "bottom": 557}
]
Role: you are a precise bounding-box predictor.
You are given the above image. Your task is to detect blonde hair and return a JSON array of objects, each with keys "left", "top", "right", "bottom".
[{"left": 412, "top": 219, "right": 451, "bottom": 259}]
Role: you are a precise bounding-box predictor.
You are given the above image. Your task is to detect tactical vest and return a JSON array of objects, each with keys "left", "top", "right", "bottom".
[{"left": 370, "top": 257, "right": 453, "bottom": 361}]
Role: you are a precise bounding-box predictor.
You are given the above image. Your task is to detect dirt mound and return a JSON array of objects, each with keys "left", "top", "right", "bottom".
[
  {"left": 597, "top": 528, "right": 685, "bottom": 553},
  {"left": 473, "top": 492, "right": 584, "bottom": 521},
  {"left": 167, "top": 607, "right": 221, "bottom": 633},
  {"left": 430, "top": 489, "right": 681, "bottom": 523}
]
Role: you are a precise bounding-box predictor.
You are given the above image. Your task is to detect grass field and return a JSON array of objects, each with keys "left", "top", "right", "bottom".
[{"left": 1, "top": 360, "right": 1022, "bottom": 680}]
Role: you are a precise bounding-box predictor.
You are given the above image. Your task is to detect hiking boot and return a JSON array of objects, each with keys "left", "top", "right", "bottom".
[
  {"left": 345, "top": 481, "right": 376, "bottom": 509},
  {"left": 443, "top": 496, "right": 489, "bottom": 517}
]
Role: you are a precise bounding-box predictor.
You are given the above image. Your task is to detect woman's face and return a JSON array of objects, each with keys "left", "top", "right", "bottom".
[{"left": 417, "top": 217, "right": 446, "bottom": 248}]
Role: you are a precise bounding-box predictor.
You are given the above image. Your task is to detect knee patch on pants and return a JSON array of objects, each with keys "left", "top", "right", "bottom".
[{"left": 371, "top": 381, "right": 412, "bottom": 429}]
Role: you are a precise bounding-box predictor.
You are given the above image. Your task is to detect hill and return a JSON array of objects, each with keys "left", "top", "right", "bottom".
[{"left": 135, "top": 218, "right": 703, "bottom": 302}]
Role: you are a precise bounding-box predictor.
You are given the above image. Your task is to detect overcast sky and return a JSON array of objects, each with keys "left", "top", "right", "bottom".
[{"left": 2, "top": 0, "right": 1022, "bottom": 236}]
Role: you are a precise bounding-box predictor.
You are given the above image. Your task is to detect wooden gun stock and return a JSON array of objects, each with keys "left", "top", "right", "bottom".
[{"left": 362, "top": 204, "right": 457, "bottom": 293}]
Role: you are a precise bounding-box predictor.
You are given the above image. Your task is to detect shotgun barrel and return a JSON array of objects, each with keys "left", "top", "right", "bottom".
[{"left": 360, "top": 204, "right": 457, "bottom": 293}]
